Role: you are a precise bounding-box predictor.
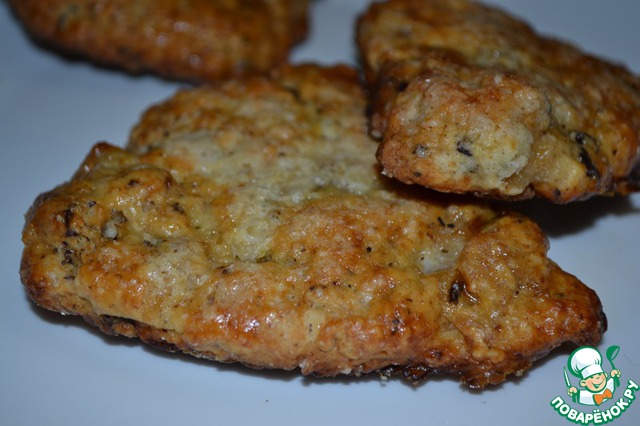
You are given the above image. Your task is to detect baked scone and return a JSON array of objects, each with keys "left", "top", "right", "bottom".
[
  {"left": 357, "top": 0, "right": 640, "bottom": 203},
  {"left": 21, "top": 65, "right": 605, "bottom": 388},
  {"left": 9, "top": 0, "right": 309, "bottom": 82}
]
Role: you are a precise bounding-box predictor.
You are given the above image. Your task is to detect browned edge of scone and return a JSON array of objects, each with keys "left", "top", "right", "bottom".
[{"left": 9, "top": 0, "right": 310, "bottom": 83}]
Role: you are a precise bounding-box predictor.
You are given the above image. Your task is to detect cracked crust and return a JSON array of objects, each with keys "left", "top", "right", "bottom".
[
  {"left": 357, "top": 0, "right": 640, "bottom": 203},
  {"left": 21, "top": 65, "right": 605, "bottom": 388},
  {"left": 9, "top": 0, "right": 309, "bottom": 83}
]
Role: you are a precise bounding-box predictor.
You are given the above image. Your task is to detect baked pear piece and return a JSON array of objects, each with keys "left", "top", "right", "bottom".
[
  {"left": 21, "top": 65, "right": 605, "bottom": 388},
  {"left": 357, "top": 0, "right": 640, "bottom": 203},
  {"left": 9, "top": 0, "right": 309, "bottom": 82}
]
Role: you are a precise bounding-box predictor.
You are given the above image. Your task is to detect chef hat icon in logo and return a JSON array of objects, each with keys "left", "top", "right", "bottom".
[{"left": 569, "top": 346, "right": 604, "bottom": 379}]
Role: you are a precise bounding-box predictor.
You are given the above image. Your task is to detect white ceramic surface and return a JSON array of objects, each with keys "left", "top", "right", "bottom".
[{"left": 1, "top": 1, "right": 639, "bottom": 425}]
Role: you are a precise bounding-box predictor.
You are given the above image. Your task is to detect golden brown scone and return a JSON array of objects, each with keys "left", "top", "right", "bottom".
[
  {"left": 9, "top": 0, "right": 309, "bottom": 82},
  {"left": 21, "top": 65, "right": 605, "bottom": 388},
  {"left": 357, "top": 0, "right": 640, "bottom": 203}
]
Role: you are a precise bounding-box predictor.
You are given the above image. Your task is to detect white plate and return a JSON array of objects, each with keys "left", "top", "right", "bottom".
[{"left": 1, "top": 1, "right": 639, "bottom": 425}]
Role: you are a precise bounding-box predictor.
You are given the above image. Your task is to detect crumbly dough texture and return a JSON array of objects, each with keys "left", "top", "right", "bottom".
[
  {"left": 9, "top": 0, "right": 309, "bottom": 82},
  {"left": 21, "top": 65, "right": 605, "bottom": 388},
  {"left": 357, "top": 0, "right": 640, "bottom": 203}
]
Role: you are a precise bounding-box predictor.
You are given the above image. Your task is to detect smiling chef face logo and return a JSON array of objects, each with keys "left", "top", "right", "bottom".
[
  {"left": 566, "top": 346, "right": 621, "bottom": 406},
  {"left": 549, "top": 345, "right": 638, "bottom": 425}
]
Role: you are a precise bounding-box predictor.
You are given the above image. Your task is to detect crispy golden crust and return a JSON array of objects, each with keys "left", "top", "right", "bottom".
[
  {"left": 9, "top": 0, "right": 309, "bottom": 82},
  {"left": 21, "top": 65, "right": 605, "bottom": 388},
  {"left": 357, "top": 0, "right": 640, "bottom": 203}
]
